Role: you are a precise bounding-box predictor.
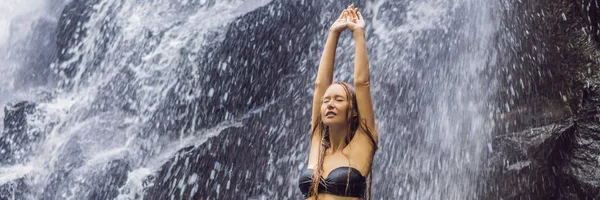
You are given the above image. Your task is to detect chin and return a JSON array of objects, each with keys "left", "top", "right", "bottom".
[{"left": 322, "top": 118, "right": 333, "bottom": 126}]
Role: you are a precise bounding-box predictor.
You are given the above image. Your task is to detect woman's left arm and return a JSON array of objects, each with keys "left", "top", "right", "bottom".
[{"left": 350, "top": 10, "right": 378, "bottom": 143}]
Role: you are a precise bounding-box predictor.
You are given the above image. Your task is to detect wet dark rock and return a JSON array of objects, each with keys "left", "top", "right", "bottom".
[
  {"left": 55, "top": 0, "right": 109, "bottom": 83},
  {"left": 490, "top": 81, "right": 600, "bottom": 199},
  {"left": 142, "top": 1, "right": 321, "bottom": 198},
  {"left": 144, "top": 93, "right": 308, "bottom": 199},
  {"left": 144, "top": 126, "right": 271, "bottom": 199},
  {"left": 488, "top": 0, "right": 600, "bottom": 199},
  {"left": 577, "top": 0, "right": 600, "bottom": 46},
  {"left": 490, "top": 122, "right": 574, "bottom": 199},
  {"left": 0, "top": 101, "right": 38, "bottom": 165},
  {"left": 0, "top": 102, "right": 39, "bottom": 200},
  {"left": 88, "top": 160, "right": 131, "bottom": 199},
  {"left": 0, "top": 179, "right": 28, "bottom": 200},
  {"left": 148, "top": 0, "right": 321, "bottom": 139},
  {"left": 56, "top": 0, "right": 96, "bottom": 74},
  {"left": 40, "top": 159, "right": 130, "bottom": 200}
]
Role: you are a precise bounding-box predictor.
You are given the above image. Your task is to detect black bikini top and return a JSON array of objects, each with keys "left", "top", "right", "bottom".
[{"left": 298, "top": 166, "right": 366, "bottom": 198}]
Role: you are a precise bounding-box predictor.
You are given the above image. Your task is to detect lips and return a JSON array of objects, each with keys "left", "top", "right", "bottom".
[{"left": 325, "top": 111, "right": 337, "bottom": 118}]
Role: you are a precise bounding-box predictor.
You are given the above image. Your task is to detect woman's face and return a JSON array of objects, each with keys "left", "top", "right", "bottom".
[{"left": 321, "top": 84, "right": 351, "bottom": 126}]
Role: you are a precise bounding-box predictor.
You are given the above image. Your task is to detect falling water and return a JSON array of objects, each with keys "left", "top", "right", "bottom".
[
  {"left": 366, "top": 0, "right": 499, "bottom": 199},
  {"left": 0, "top": 0, "right": 501, "bottom": 199},
  {"left": 0, "top": 0, "right": 63, "bottom": 129}
]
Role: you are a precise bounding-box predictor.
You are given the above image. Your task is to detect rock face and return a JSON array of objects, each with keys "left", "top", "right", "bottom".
[
  {"left": 36, "top": 0, "right": 327, "bottom": 199},
  {"left": 0, "top": 101, "right": 38, "bottom": 165},
  {"left": 55, "top": 0, "right": 103, "bottom": 81},
  {"left": 0, "top": 102, "right": 36, "bottom": 200},
  {"left": 141, "top": 1, "right": 323, "bottom": 199},
  {"left": 4, "top": 0, "right": 600, "bottom": 199},
  {"left": 487, "top": 0, "right": 600, "bottom": 199},
  {"left": 580, "top": 0, "right": 600, "bottom": 46}
]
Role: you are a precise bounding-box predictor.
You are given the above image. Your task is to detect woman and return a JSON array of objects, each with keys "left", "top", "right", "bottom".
[{"left": 298, "top": 5, "right": 378, "bottom": 200}]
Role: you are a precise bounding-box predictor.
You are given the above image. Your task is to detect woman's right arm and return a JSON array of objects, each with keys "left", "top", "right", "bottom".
[
  {"left": 308, "top": 10, "right": 348, "bottom": 168},
  {"left": 311, "top": 31, "right": 339, "bottom": 129}
]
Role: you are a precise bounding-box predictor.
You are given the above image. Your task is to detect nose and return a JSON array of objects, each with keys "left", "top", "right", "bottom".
[{"left": 326, "top": 102, "right": 335, "bottom": 109}]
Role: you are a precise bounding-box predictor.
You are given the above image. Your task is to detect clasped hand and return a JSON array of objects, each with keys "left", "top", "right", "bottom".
[{"left": 330, "top": 4, "right": 365, "bottom": 34}]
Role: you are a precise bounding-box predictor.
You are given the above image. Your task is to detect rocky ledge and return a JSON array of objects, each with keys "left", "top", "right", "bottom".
[{"left": 487, "top": 0, "right": 600, "bottom": 199}]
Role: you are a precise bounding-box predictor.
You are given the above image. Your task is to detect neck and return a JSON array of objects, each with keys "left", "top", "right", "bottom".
[{"left": 327, "top": 124, "right": 348, "bottom": 154}]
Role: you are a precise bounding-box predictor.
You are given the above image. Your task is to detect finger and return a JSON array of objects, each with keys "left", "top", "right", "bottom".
[
  {"left": 338, "top": 10, "right": 346, "bottom": 19},
  {"left": 357, "top": 11, "right": 363, "bottom": 20}
]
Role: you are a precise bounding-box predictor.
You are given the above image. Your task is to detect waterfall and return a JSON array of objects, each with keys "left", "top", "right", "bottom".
[
  {"left": 366, "top": 0, "right": 499, "bottom": 198},
  {"left": 0, "top": 0, "right": 501, "bottom": 199}
]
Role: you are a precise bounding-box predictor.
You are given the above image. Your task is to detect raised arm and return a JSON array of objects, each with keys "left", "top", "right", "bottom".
[
  {"left": 348, "top": 9, "right": 378, "bottom": 144},
  {"left": 308, "top": 10, "right": 348, "bottom": 168},
  {"left": 310, "top": 32, "right": 338, "bottom": 131},
  {"left": 311, "top": 11, "right": 349, "bottom": 131}
]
